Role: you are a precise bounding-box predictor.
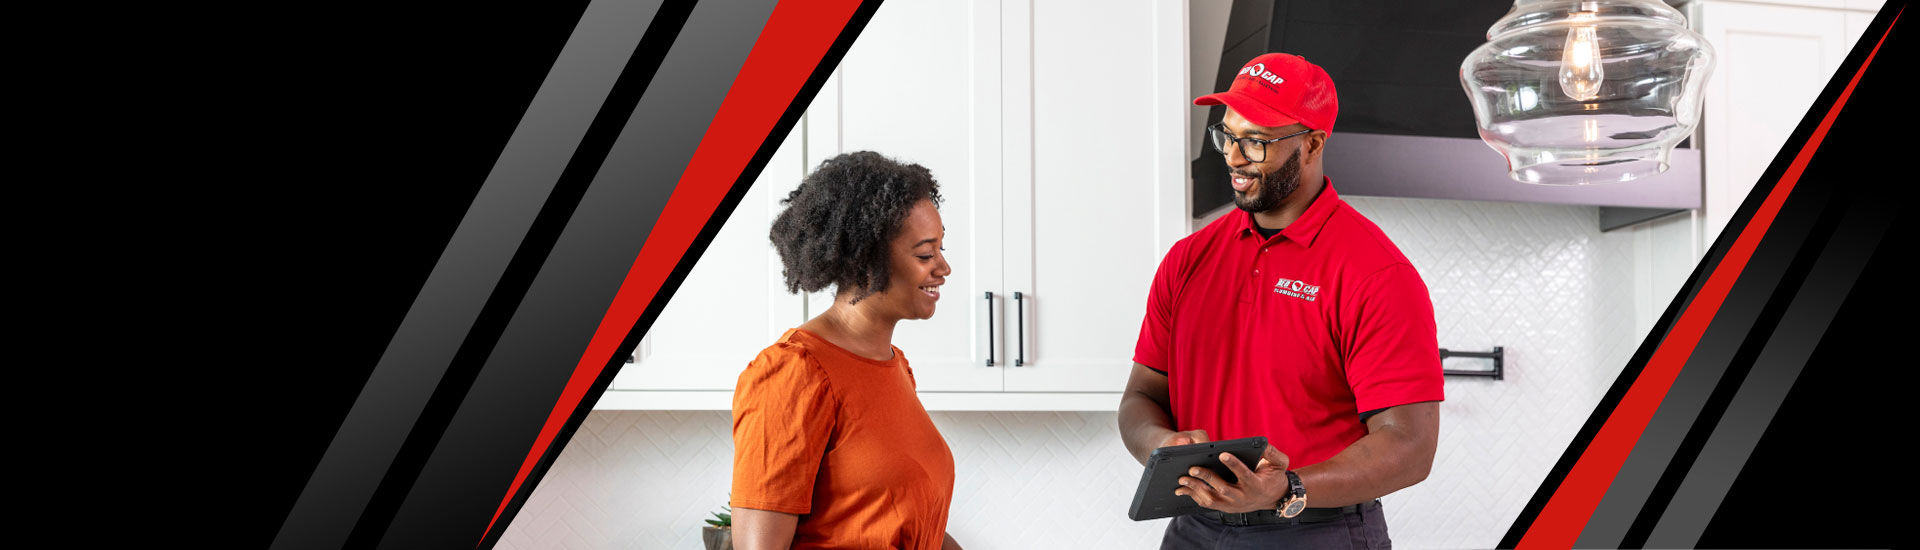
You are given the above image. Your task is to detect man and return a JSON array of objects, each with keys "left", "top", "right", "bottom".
[{"left": 1119, "top": 52, "right": 1443, "bottom": 549}]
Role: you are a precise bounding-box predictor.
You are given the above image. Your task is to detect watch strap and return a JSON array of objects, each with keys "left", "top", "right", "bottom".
[{"left": 1277, "top": 470, "right": 1307, "bottom": 518}]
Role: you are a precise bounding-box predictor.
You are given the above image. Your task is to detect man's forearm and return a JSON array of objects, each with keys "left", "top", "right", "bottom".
[
  {"left": 1292, "top": 401, "right": 1439, "bottom": 507},
  {"left": 1118, "top": 390, "right": 1177, "bottom": 465}
]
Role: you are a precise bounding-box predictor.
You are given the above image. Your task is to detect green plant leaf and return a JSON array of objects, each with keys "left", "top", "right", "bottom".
[{"left": 703, "top": 495, "right": 735, "bottom": 527}]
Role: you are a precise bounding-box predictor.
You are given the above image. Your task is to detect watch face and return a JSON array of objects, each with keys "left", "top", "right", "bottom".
[{"left": 1281, "top": 499, "right": 1307, "bottom": 518}]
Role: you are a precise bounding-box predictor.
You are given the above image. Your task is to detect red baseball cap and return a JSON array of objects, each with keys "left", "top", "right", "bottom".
[{"left": 1195, "top": 53, "right": 1338, "bottom": 133}]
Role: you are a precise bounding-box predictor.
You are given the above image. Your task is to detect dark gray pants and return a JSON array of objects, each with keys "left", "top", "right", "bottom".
[{"left": 1158, "top": 501, "right": 1391, "bottom": 550}]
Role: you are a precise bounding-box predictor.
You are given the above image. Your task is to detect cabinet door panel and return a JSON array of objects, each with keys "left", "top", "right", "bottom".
[
  {"left": 828, "top": 0, "right": 1006, "bottom": 391},
  {"left": 1700, "top": 1, "right": 1848, "bottom": 246},
  {"left": 1004, "top": 0, "right": 1188, "bottom": 392},
  {"left": 611, "top": 124, "right": 808, "bottom": 391}
]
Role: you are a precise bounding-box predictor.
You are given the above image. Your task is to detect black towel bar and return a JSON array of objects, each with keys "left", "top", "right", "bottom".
[{"left": 1440, "top": 346, "right": 1503, "bottom": 380}]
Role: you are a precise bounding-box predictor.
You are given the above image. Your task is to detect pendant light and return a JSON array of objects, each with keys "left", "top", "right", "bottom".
[{"left": 1460, "top": 0, "right": 1714, "bottom": 184}]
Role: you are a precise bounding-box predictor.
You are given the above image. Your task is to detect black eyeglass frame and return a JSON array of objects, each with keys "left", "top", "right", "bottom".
[{"left": 1207, "top": 123, "right": 1313, "bottom": 163}]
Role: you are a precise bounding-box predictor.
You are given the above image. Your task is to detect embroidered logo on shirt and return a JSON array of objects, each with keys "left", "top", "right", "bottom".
[{"left": 1273, "top": 277, "right": 1321, "bottom": 302}]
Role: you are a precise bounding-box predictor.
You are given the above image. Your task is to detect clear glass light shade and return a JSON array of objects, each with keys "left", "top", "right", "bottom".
[{"left": 1460, "top": 0, "right": 1714, "bottom": 184}]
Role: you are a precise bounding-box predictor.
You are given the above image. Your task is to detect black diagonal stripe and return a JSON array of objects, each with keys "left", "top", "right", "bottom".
[
  {"left": 268, "top": 1, "right": 664, "bottom": 548},
  {"left": 1575, "top": 123, "right": 1848, "bottom": 548},
  {"left": 1694, "top": 210, "right": 1907, "bottom": 548},
  {"left": 269, "top": 1, "right": 684, "bottom": 548},
  {"left": 1639, "top": 167, "right": 1895, "bottom": 548},
  {"left": 337, "top": 2, "right": 701, "bottom": 547},
  {"left": 1612, "top": 149, "right": 1855, "bottom": 548},
  {"left": 373, "top": 0, "right": 783, "bottom": 546}
]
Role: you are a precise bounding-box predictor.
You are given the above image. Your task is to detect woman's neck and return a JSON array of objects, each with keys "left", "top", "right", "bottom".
[{"left": 803, "top": 296, "right": 898, "bottom": 361}]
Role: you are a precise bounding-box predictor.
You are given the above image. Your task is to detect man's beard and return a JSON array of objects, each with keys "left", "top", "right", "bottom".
[{"left": 1233, "top": 147, "right": 1302, "bottom": 214}]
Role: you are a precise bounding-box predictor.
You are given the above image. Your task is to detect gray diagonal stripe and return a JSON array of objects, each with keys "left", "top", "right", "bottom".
[
  {"left": 376, "top": 0, "right": 783, "bottom": 545},
  {"left": 1644, "top": 195, "right": 1893, "bottom": 547},
  {"left": 270, "top": 1, "right": 665, "bottom": 548},
  {"left": 1575, "top": 182, "right": 1838, "bottom": 548}
]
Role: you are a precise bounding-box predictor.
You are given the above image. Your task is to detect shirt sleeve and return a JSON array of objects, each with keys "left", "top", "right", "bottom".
[
  {"left": 1132, "top": 239, "right": 1190, "bottom": 373},
  {"left": 1342, "top": 263, "right": 1445, "bottom": 412},
  {"left": 730, "top": 344, "right": 839, "bottom": 514}
]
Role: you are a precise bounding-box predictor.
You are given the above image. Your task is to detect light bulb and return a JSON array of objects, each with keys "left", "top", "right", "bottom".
[
  {"left": 1559, "top": 12, "right": 1603, "bottom": 101},
  {"left": 1462, "top": 0, "right": 1716, "bottom": 184}
]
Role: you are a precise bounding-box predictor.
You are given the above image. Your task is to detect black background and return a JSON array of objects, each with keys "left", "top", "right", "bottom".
[{"left": 63, "top": 3, "right": 593, "bottom": 545}]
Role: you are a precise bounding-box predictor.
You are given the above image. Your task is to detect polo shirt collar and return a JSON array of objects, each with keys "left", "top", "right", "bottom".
[{"left": 1235, "top": 177, "right": 1341, "bottom": 248}]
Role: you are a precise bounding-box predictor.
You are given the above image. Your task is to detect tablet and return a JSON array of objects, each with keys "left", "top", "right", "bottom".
[{"left": 1127, "top": 436, "right": 1269, "bottom": 521}]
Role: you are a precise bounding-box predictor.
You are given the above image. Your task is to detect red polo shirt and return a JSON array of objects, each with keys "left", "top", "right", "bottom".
[{"left": 1133, "top": 181, "right": 1443, "bottom": 468}]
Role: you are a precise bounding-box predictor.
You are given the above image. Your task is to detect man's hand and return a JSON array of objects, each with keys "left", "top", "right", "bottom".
[
  {"left": 1159, "top": 429, "right": 1210, "bottom": 448},
  {"left": 1174, "top": 444, "right": 1293, "bottom": 514}
]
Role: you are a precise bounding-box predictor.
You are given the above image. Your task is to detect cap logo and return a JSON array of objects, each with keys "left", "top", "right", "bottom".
[{"left": 1239, "top": 63, "right": 1286, "bottom": 86}]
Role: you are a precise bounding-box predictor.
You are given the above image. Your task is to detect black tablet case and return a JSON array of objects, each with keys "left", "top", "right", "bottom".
[{"left": 1127, "top": 436, "right": 1269, "bottom": 521}]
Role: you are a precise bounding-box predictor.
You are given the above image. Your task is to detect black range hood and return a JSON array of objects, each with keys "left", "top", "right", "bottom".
[{"left": 1193, "top": 0, "right": 1700, "bottom": 226}]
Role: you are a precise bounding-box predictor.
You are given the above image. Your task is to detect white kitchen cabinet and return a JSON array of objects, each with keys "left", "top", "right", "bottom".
[
  {"left": 600, "top": 0, "right": 1188, "bottom": 407},
  {"left": 608, "top": 123, "right": 809, "bottom": 391},
  {"left": 811, "top": 0, "right": 1009, "bottom": 392},
  {"left": 1002, "top": 0, "right": 1190, "bottom": 391},
  {"left": 808, "top": 0, "right": 1189, "bottom": 393},
  {"left": 1695, "top": 0, "right": 1882, "bottom": 246}
]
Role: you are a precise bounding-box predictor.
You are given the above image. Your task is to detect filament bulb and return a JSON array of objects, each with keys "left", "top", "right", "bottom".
[{"left": 1559, "top": 15, "right": 1603, "bottom": 101}]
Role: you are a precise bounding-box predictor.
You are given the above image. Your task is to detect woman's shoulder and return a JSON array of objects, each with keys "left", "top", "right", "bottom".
[
  {"left": 736, "top": 339, "right": 838, "bottom": 407},
  {"left": 747, "top": 336, "right": 824, "bottom": 374}
]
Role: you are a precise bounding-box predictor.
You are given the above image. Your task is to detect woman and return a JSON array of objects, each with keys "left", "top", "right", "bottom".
[{"left": 730, "top": 151, "right": 962, "bottom": 550}]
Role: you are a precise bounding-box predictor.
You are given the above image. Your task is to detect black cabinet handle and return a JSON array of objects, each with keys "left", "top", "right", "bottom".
[
  {"left": 984, "top": 291, "right": 996, "bottom": 367},
  {"left": 1014, "top": 291, "right": 1025, "bottom": 367}
]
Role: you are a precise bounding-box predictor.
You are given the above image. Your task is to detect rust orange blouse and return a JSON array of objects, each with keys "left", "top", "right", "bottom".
[{"left": 731, "top": 328, "right": 955, "bottom": 549}]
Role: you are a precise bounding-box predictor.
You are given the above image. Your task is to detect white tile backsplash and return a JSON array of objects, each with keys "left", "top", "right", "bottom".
[
  {"left": 1347, "top": 196, "right": 1643, "bottom": 549},
  {"left": 502, "top": 197, "right": 1675, "bottom": 549}
]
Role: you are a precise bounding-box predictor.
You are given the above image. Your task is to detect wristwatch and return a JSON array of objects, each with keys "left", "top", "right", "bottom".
[{"left": 1276, "top": 470, "right": 1307, "bottom": 518}]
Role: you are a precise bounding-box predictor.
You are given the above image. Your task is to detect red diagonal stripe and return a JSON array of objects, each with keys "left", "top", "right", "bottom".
[
  {"left": 1516, "top": 9, "right": 1901, "bottom": 548},
  {"left": 476, "top": 0, "right": 867, "bottom": 544}
]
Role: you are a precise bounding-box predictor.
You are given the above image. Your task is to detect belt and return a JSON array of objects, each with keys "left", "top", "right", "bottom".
[{"left": 1197, "top": 499, "right": 1379, "bottom": 526}]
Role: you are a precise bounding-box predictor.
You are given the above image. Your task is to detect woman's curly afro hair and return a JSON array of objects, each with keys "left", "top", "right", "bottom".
[{"left": 770, "top": 151, "right": 943, "bottom": 304}]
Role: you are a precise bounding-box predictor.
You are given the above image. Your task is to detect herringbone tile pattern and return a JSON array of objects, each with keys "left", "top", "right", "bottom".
[
  {"left": 498, "top": 411, "right": 737, "bottom": 550},
  {"left": 1348, "top": 196, "right": 1640, "bottom": 549}
]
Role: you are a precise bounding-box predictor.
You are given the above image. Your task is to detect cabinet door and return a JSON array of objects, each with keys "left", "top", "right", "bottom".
[
  {"left": 1698, "top": 1, "right": 1851, "bottom": 246},
  {"left": 1001, "top": 0, "right": 1190, "bottom": 392},
  {"left": 815, "top": 0, "right": 1008, "bottom": 391},
  {"left": 1844, "top": 8, "right": 1880, "bottom": 52},
  {"left": 611, "top": 124, "right": 808, "bottom": 391}
]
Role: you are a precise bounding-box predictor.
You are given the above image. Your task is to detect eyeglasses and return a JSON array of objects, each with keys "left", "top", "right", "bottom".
[{"left": 1207, "top": 123, "right": 1312, "bottom": 163}]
